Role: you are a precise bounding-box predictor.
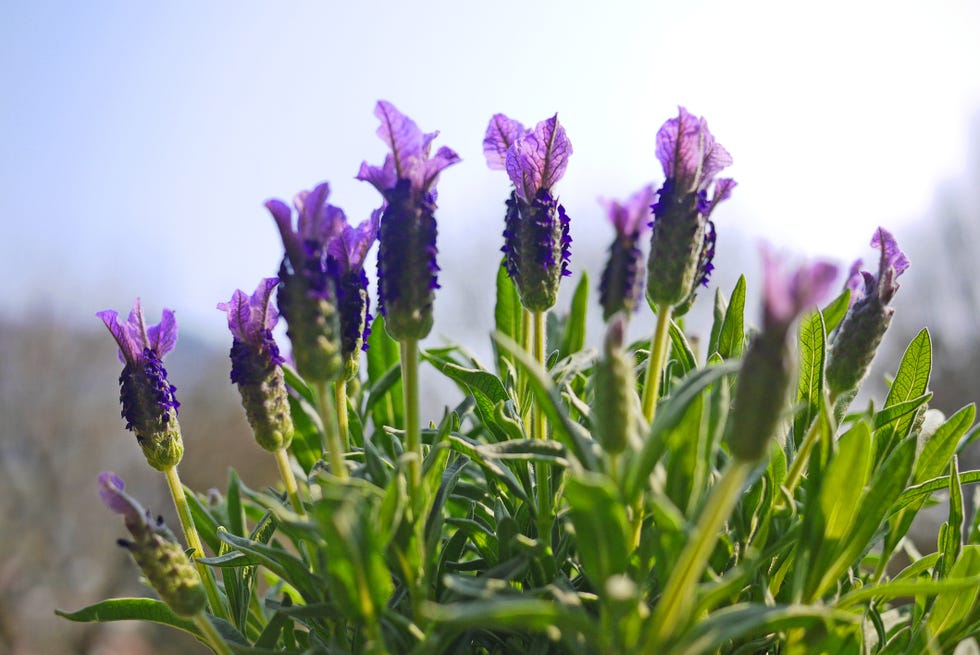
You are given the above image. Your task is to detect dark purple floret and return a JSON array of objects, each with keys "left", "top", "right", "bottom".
[
  {"left": 599, "top": 231, "right": 644, "bottom": 320},
  {"left": 337, "top": 268, "right": 371, "bottom": 358},
  {"left": 119, "top": 348, "right": 180, "bottom": 434},
  {"left": 374, "top": 178, "right": 440, "bottom": 339}
]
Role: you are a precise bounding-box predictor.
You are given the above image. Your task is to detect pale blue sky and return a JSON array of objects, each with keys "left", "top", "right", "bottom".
[{"left": 3, "top": 0, "right": 979, "bottom": 345}]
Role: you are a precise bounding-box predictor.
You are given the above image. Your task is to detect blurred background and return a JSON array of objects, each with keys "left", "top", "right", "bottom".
[{"left": 2, "top": 1, "right": 980, "bottom": 652}]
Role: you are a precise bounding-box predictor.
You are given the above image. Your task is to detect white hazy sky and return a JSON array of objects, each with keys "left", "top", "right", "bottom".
[{"left": 3, "top": 0, "right": 979, "bottom": 343}]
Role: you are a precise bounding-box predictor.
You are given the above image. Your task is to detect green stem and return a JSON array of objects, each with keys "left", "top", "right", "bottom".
[
  {"left": 520, "top": 308, "right": 532, "bottom": 426},
  {"left": 400, "top": 339, "right": 422, "bottom": 491},
  {"left": 163, "top": 466, "right": 227, "bottom": 620},
  {"left": 641, "top": 306, "right": 673, "bottom": 423},
  {"left": 273, "top": 447, "right": 306, "bottom": 517},
  {"left": 532, "top": 310, "right": 553, "bottom": 546},
  {"left": 192, "top": 611, "right": 234, "bottom": 655},
  {"left": 641, "top": 459, "right": 752, "bottom": 651},
  {"left": 316, "top": 381, "right": 348, "bottom": 480},
  {"left": 335, "top": 380, "right": 350, "bottom": 451}
]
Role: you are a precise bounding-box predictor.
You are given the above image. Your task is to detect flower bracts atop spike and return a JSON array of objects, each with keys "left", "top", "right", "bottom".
[
  {"left": 218, "top": 279, "right": 294, "bottom": 452},
  {"left": 358, "top": 101, "right": 459, "bottom": 341},
  {"left": 827, "top": 227, "right": 910, "bottom": 398},
  {"left": 729, "top": 251, "right": 838, "bottom": 461},
  {"left": 647, "top": 107, "right": 736, "bottom": 314},
  {"left": 329, "top": 208, "right": 380, "bottom": 378},
  {"left": 484, "top": 113, "right": 573, "bottom": 312},
  {"left": 99, "top": 472, "right": 206, "bottom": 616},
  {"left": 266, "top": 182, "right": 345, "bottom": 382},
  {"left": 761, "top": 247, "right": 840, "bottom": 339},
  {"left": 599, "top": 185, "right": 654, "bottom": 320},
  {"left": 97, "top": 300, "right": 183, "bottom": 471}
]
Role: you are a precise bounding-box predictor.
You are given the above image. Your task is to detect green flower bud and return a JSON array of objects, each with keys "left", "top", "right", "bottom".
[{"left": 594, "top": 316, "right": 641, "bottom": 455}]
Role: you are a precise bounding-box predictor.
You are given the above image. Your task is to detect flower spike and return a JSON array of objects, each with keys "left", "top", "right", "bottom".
[
  {"left": 485, "top": 113, "right": 574, "bottom": 312},
  {"left": 647, "top": 107, "right": 735, "bottom": 315},
  {"left": 598, "top": 185, "right": 655, "bottom": 320},
  {"left": 98, "top": 472, "right": 206, "bottom": 617},
  {"left": 217, "top": 279, "right": 294, "bottom": 452},
  {"left": 827, "top": 227, "right": 910, "bottom": 399},
  {"left": 358, "top": 101, "right": 459, "bottom": 341},
  {"left": 97, "top": 300, "right": 183, "bottom": 471},
  {"left": 729, "top": 249, "right": 838, "bottom": 461}
]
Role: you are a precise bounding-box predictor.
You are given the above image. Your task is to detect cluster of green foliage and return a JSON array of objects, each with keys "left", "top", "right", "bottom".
[{"left": 61, "top": 264, "right": 980, "bottom": 654}]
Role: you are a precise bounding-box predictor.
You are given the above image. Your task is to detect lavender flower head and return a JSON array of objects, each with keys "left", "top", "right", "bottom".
[
  {"left": 328, "top": 207, "right": 381, "bottom": 378},
  {"left": 484, "top": 113, "right": 573, "bottom": 312},
  {"left": 218, "top": 279, "right": 294, "bottom": 452},
  {"left": 761, "top": 247, "right": 841, "bottom": 339},
  {"left": 827, "top": 227, "right": 910, "bottom": 398},
  {"left": 598, "top": 185, "right": 655, "bottom": 320},
  {"left": 729, "top": 250, "right": 838, "bottom": 461},
  {"left": 357, "top": 100, "right": 460, "bottom": 341},
  {"left": 647, "top": 107, "right": 736, "bottom": 314},
  {"left": 98, "top": 472, "right": 206, "bottom": 616},
  {"left": 97, "top": 300, "right": 183, "bottom": 471},
  {"left": 266, "top": 182, "right": 346, "bottom": 383}
]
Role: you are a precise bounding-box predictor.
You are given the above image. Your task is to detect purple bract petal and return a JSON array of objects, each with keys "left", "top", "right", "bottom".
[
  {"left": 600, "top": 185, "right": 656, "bottom": 237},
  {"left": 762, "top": 246, "right": 839, "bottom": 332},
  {"left": 296, "top": 183, "right": 346, "bottom": 247},
  {"left": 217, "top": 278, "right": 279, "bottom": 344},
  {"left": 357, "top": 101, "right": 460, "bottom": 197},
  {"left": 871, "top": 226, "right": 910, "bottom": 278},
  {"left": 98, "top": 299, "right": 178, "bottom": 365},
  {"left": 98, "top": 471, "right": 146, "bottom": 533},
  {"left": 483, "top": 114, "right": 526, "bottom": 170},
  {"left": 655, "top": 107, "right": 732, "bottom": 194},
  {"left": 328, "top": 208, "right": 381, "bottom": 273},
  {"left": 505, "top": 115, "right": 572, "bottom": 202}
]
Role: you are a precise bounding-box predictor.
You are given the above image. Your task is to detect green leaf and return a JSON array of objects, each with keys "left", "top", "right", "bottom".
[
  {"left": 794, "top": 310, "right": 827, "bottom": 447},
  {"left": 494, "top": 259, "right": 524, "bottom": 378},
  {"left": 939, "top": 457, "right": 965, "bottom": 579},
  {"left": 421, "top": 352, "right": 508, "bottom": 441},
  {"left": 707, "top": 286, "right": 728, "bottom": 360},
  {"left": 491, "top": 331, "right": 598, "bottom": 471},
  {"left": 873, "top": 393, "right": 933, "bottom": 430},
  {"left": 916, "top": 405, "right": 977, "bottom": 484},
  {"left": 810, "top": 437, "right": 915, "bottom": 600},
  {"left": 281, "top": 364, "right": 315, "bottom": 407},
  {"left": 560, "top": 271, "right": 589, "bottom": 357},
  {"left": 804, "top": 421, "right": 872, "bottom": 596},
  {"left": 623, "top": 361, "right": 741, "bottom": 501},
  {"left": 366, "top": 315, "right": 403, "bottom": 430},
  {"left": 217, "top": 529, "right": 324, "bottom": 603},
  {"left": 285, "top": 392, "right": 320, "bottom": 474},
  {"left": 717, "top": 275, "right": 746, "bottom": 360},
  {"left": 668, "top": 320, "right": 697, "bottom": 376},
  {"left": 183, "top": 488, "right": 220, "bottom": 555},
  {"left": 877, "top": 329, "right": 932, "bottom": 461},
  {"left": 820, "top": 289, "right": 851, "bottom": 334},
  {"left": 668, "top": 603, "right": 859, "bottom": 655},
  {"left": 928, "top": 545, "right": 980, "bottom": 642},
  {"left": 226, "top": 469, "right": 245, "bottom": 538},
  {"left": 893, "top": 470, "right": 980, "bottom": 514},
  {"left": 565, "top": 473, "right": 631, "bottom": 584},
  {"left": 56, "top": 598, "right": 198, "bottom": 636}
]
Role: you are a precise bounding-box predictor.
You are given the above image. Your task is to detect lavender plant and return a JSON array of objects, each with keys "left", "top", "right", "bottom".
[{"left": 59, "top": 103, "right": 980, "bottom": 655}]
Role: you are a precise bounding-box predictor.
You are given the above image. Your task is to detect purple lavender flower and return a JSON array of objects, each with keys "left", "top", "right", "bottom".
[
  {"left": 647, "top": 107, "right": 736, "bottom": 314},
  {"left": 98, "top": 472, "right": 206, "bottom": 616},
  {"left": 357, "top": 100, "right": 459, "bottom": 341},
  {"left": 598, "top": 185, "right": 655, "bottom": 320},
  {"left": 217, "top": 279, "right": 295, "bottom": 451},
  {"left": 827, "top": 227, "right": 910, "bottom": 398},
  {"left": 761, "top": 247, "right": 841, "bottom": 339},
  {"left": 328, "top": 208, "right": 380, "bottom": 378},
  {"left": 484, "top": 113, "right": 573, "bottom": 312},
  {"left": 729, "top": 250, "right": 838, "bottom": 461},
  {"left": 266, "top": 182, "right": 346, "bottom": 382},
  {"left": 97, "top": 300, "right": 183, "bottom": 471}
]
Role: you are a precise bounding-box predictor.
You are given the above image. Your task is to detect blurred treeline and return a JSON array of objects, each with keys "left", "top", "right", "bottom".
[{"left": 2, "top": 124, "right": 979, "bottom": 655}]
